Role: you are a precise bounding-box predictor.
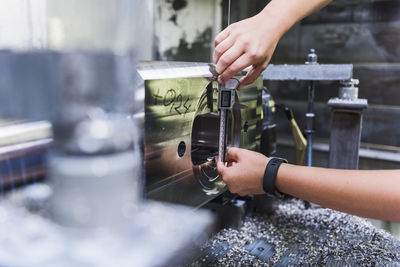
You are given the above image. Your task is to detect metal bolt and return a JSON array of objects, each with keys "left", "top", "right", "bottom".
[
  {"left": 305, "top": 48, "right": 318, "bottom": 65},
  {"left": 339, "top": 78, "right": 359, "bottom": 100}
]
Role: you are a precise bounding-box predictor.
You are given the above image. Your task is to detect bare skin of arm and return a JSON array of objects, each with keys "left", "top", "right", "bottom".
[
  {"left": 214, "top": 0, "right": 332, "bottom": 86},
  {"left": 217, "top": 148, "right": 400, "bottom": 222}
]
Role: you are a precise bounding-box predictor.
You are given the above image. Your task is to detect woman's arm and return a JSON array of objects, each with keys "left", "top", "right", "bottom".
[
  {"left": 217, "top": 147, "right": 400, "bottom": 222},
  {"left": 276, "top": 164, "right": 400, "bottom": 221},
  {"left": 214, "top": 0, "right": 332, "bottom": 86}
]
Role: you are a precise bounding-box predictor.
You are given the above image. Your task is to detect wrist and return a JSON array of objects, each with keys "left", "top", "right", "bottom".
[
  {"left": 258, "top": 0, "right": 297, "bottom": 40},
  {"left": 263, "top": 157, "right": 288, "bottom": 197},
  {"left": 275, "top": 162, "right": 295, "bottom": 196},
  {"left": 274, "top": 163, "right": 286, "bottom": 194}
]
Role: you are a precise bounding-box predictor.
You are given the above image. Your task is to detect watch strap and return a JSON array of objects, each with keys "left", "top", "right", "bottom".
[{"left": 262, "top": 157, "right": 288, "bottom": 197}]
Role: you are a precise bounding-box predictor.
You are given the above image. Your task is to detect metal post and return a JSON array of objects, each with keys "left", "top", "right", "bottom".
[
  {"left": 304, "top": 49, "right": 318, "bottom": 166},
  {"left": 328, "top": 79, "right": 368, "bottom": 169}
]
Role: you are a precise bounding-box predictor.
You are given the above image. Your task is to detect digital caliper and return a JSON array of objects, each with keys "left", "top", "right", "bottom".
[{"left": 217, "top": 78, "right": 240, "bottom": 162}]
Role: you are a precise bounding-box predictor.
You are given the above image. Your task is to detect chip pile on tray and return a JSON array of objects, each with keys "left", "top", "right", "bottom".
[{"left": 193, "top": 198, "right": 400, "bottom": 266}]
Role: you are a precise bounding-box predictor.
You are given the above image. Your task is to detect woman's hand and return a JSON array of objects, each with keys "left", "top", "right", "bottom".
[
  {"left": 213, "top": 12, "right": 281, "bottom": 88},
  {"left": 213, "top": 0, "right": 332, "bottom": 87},
  {"left": 217, "top": 147, "right": 269, "bottom": 196}
]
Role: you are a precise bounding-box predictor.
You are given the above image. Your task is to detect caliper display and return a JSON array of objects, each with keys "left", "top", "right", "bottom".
[{"left": 220, "top": 90, "right": 232, "bottom": 108}]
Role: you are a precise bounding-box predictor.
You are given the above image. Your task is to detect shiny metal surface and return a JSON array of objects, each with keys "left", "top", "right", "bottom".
[
  {"left": 137, "top": 62, "right": 263, "bottom": 207},
  {"left": 339, "top": 78, "right": 359, "bottom": 100},
  {"left": 137, "top": 61, "right": 213, "bottom": 80},
  {"left": 262, "top": 64, "right": 353, "bottom": 81}
]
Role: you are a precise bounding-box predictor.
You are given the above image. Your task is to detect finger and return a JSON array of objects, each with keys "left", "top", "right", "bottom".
[
  {"left": 226, "top": 147, "right": 241, "bottom": 162},
  {"left": 214, "top": 27, "right": 230, "bottom": 47},
  {"left": 227, "top": 186, "right": 237, "bottom": 194},
  {"left": 238, "top": 191, "right": 248, "bottom": 197},
  {"left": 213, "top": 36, "right": 235, "bottom": 64},
  {"left": 216, "top": 45, "right": 244, "bottom": 80},
  {"left": 227, "top": 161, "right": 237, "bottom": 167},
  {"left": 217, "top": 161, "right": 228, "bottom": 176},
  {"left": 218, "top": 53, "right": 253, "bottom": 84},
  {"left": 239, "top": 63, "right": 266, "bottom": 87}
]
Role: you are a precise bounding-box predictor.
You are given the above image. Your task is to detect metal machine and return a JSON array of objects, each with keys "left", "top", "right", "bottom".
[
  {"left": 0, "top": 52, "right": 275, "bottom": 209},
  {"left": 137, "top": 62, "right": 268, "bottom": 207}
]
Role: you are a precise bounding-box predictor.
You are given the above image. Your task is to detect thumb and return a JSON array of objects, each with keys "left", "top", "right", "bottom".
[{"left": 239, "top": 63, "right": 265, "bottom": 87}]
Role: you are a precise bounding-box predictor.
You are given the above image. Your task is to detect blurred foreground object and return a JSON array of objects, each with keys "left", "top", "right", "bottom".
[{"left": 0, "top": 51, "right": 214, "bottom": 266}]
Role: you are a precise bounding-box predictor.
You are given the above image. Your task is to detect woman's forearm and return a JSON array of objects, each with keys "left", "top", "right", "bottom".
[
  {"left": 259, "top": 0, "right": 332, "bottom": 39},
  {"left": 276, "top": 164, "right": 400, "bottom": 221}
]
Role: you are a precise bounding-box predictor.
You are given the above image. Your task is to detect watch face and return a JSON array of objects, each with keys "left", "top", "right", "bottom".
[
  {"left": 220, "top": 90, "right": 231, "bottom": 108},
  {"left": 269, "top": 157, "right": 288, "bottom": 164}
]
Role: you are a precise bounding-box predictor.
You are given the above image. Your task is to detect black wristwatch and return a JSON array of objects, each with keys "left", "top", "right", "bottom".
[{"left": 262, "top": 157, "right": 288, "bottom": 198}]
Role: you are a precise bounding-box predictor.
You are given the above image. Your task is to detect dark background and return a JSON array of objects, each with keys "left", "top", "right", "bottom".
[{"left": 163, "top": 0, "right": 400, "bottom": 168}]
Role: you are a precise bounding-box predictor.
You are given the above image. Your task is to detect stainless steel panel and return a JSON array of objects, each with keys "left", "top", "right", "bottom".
[{"left": 138, "top": 62, "right": 263, "bottom": 207}]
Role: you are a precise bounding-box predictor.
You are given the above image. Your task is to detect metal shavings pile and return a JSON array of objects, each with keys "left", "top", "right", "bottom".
[{"left": 192, "top": 199, "right": 400, "bottom": 266}]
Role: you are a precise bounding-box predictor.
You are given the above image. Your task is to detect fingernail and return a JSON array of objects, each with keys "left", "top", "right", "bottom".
[{"left": 218, "top": 76, "right": 224, "bottom": 83}]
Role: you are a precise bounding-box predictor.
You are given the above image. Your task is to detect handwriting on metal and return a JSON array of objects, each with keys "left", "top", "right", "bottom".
[{"left": 153, "top": 89, "right": 191, "bottom": 116}]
